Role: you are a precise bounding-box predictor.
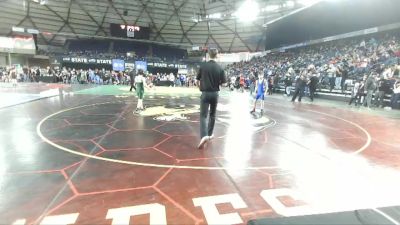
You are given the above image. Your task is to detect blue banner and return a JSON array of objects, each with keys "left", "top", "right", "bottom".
[
  {"left": 135, "top": 61, "right": 147, "bottom": 72},
  {"left": 112, "top": 59, "right": 125, "bottom": 71}
]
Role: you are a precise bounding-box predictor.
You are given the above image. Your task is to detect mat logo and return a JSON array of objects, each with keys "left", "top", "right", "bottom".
[
  {"left": 12, "top": 188, "right": 312, "bottom": 225},
  {"left": 140, "top": 104, "right": 199, "bottom": 121},
  {"left": 144, "top": 104, "right": 275, "bottom": 132},
  {"left": 154, "top": 114, "right": 189, "bottom": 122}
]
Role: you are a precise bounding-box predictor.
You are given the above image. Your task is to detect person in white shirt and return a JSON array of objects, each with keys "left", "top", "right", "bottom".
[
  {"left": 328, "top": 64, "right": 336, "bottom": 91},
  {"left": 360, "top": 40, "right": 366, "bottom": 49},
  {"left": 10, "top": 68, "right": 17, "bottom": 87},
  {"left": 288, "top": 67, "right": 294, "bottom": 76},
  {"left": 169, "top": 73, "right": 175, "bottom": 87},
  {"left": 349, "top": 79, "right": 361, "bottom": 106},
  {"left": 390, "top": 80, "right": 400, "bottom": 109},
  {"left": 229, "top": 76, "right": 236, "bottom": 91},
  {"left": 382, "top": 67, "right": 393, "bottom": 78}
]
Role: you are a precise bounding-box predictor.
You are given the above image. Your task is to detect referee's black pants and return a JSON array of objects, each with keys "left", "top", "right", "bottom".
[
  {"left": 200, "top": 91, "right": 218, "bottom": 138},
  {"left": 291, "top": 87, "right": 304, "bottom": 102},
  {"left": 309, "top": 86, "right": 316, "bottom": 101}
]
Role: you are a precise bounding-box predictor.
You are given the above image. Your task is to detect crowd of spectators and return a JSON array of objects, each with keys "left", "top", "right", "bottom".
[
  {"left": 0, "top": 65, "right": 198, "bottom": 90},
  {"left": 226, "top": 31, "right": 400, "bottom": 109},
  {"left": 45, "top": 67, "right": 197, "bottom": 87},
  {"left": 0, "top": 66, "right": 41, "bottom": 84},
  {"left": 3, "top": 31, "right": 400, "bottom": 109},
  {"left": 152, "top": 73, "right": 197, "bottom": 87},
  {"left": 58, "top": 51, "right": 185, "bottom": 64}
]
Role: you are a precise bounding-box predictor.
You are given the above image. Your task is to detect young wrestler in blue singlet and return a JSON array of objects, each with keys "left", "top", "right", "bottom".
[{"left": 250, "top": 76, "right": 266, "bottom": 115}]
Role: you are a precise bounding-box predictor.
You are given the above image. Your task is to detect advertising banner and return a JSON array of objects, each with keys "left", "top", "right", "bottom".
[
  {"left": 112, "top": 59, "right": 125, "bottom": 71},
  {"left": 62, "top": 57, "right": 112, "bottom": 65},
  {"left": 135, "top": 61, "right": 147, "bottom": 72},
  {"left": 0, "top": 36, "right": 35, "bottom": 54}
]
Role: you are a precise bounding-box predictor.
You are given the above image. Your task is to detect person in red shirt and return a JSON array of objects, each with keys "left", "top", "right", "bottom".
[{"left": 239, "top": 75, "right": 245, "bottom": 92}]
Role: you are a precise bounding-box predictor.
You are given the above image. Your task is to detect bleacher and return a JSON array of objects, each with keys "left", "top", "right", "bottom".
[
  {"left": 63, "top": 39, "right": 187, "bottom": 62},
  {"left": 113, "top": 41, "right": 149, "bottom": 58},
  {"left": 274, "top": 84, "right": 395, "bottom": 104},
  {"left": 226, "top": 29, "right": 400, "bottom": 108},
  {"left": 67, "top": 39, "right": 110, "bottom": 55}
]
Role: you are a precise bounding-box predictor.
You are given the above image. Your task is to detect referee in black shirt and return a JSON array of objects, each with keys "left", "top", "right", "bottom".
[
  {"left": 196, "top": 49, "right": 227, "bottom": 149},
  {"left": 129, "top": 69, "right": 136, "bottom": 92}
]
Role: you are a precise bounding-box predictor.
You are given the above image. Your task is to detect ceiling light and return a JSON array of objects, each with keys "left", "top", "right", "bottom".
[
  {"left": 192, "top": 15, "right": 201, "bottom": 23},
  {"left": 285, "top": 1, "right": 296, "bottom": 7},
  {"left": 208, "top": 13, "right": 222, "bottom": 19},
  {"left": 234, "top": 0, "right": 259, "bottom": 22},
  {"left": 262, "top": 5, "right": 280, "bottom": 12},
  {"left": 31, "top": 0, "right": 48, "bottom": 5}
]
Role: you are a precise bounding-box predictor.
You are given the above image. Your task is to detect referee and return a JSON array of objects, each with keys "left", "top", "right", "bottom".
[
  {"left": 196, "top": 49, "right": 227, "bottom": 149},
  {"left": 129, "top": 68, "right": 136, "bottom": 92}
]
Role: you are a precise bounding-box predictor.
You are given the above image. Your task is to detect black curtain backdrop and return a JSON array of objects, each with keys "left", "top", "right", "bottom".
[{"left": 148, "top": 67, "right": 178, "bottom": 75}]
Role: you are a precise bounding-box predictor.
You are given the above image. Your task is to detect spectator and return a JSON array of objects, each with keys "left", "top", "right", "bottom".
[
  {"left": 291, "top": 75, "right": 307, "bottom": 102},
  {"left": 284, "top": 74, "right": 292, "bottom": 96},
  {"left": 349, "top": 79, "right": 361, "bottom": 106},
  {"left": 374, "top": 74, "right": 390, "bottom": 108},
  {"left": 390, "top": 80, "right": 400, "bottom": 109},
  {"left": 365, "top": 73, "right": 377, "bottom": 109},
  {"left": 308, "top": 71, "right": 319, "bottom": 102}
]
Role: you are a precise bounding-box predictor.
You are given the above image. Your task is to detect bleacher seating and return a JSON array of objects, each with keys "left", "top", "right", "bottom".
[
  {"left": 63, "top": 39, "right": 187, "bottom": 62},
  {"left": 68, "top": 39, "right": 110, "bottom": 54},
  {"left": 226, "top": 30, "right": 400, "bottom": 107}
]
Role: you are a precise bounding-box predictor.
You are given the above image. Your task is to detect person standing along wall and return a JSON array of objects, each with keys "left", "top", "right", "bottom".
[
  {"left": 335, "top": 65, "right": 342, "bottom": 90},
  {"left": 349, "top": 79, "right": 361, "bottom": 106},
  {"left": 291, "top": 75, "right": 307, "bottom": 102},
  {"left": 390, "top": 80, "right": 400, "bottom": 109},
  {"left": 249, "top": 74, "right": 256, "bottom": 96},
  {"left": 341, "top": 66, "right": 349, "bottom": 93},
  {"left": 267, "top": 76, "right": 274, "bottom": 95},
  {"left": 239, "top": 75, "right": 245, "bottom": 93},
  {"left": 308, "top": 72, "right": 319, "bottom": 102},
  {"left": 284, "top": 75, "right": 292, "bottom": 96},
  {"left": 374, "top": 74, "right": 389, "bottom": 108},
  {"left": 328, "top": 64, "right": 336, "bottom": 92},
  {"left": 365, "top": 73, "right": 377, "bottom": 109}
]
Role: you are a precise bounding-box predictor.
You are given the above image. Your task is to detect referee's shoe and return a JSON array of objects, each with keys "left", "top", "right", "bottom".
[{"left": 197, "top": 136, "right": 210, "bottom": 149}]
